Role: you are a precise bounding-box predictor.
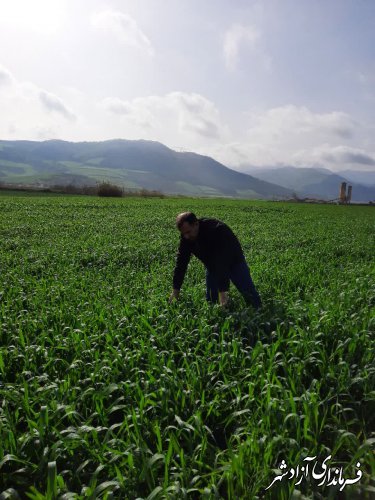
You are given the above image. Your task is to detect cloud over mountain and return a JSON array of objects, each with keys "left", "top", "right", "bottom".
[
  {"left": 315, "top": 145, "right": 375, "bottom": 166},
  {"left": 100, "top": 92, "right": 224, "bottom": 141},
  {"left": 213, "top": 105, "right": 361, "bottom": 169}
]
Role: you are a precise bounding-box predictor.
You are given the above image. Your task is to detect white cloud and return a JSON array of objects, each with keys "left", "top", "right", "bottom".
[
  {"left": 0, "top": 64, "right": 77, "bottom": 139},
  {"left": 100, "top": 91, "right": 225, "bottom": 141},
  {"left": 39, "top": 90, "right": 76, "bottom": 121},
  {"left": 170, "top": 92, "right": 222, "bottom": 138},
  {"left": 101, "top": 97, "right": 132, "bottom": 115},
  {"left": 0, "top": 64, "right": 15, "bottom": 86},
  {"left": 312, "top": 145, "right": 375, "bottom": 167},
  {"left": 248, "top": 106, "right": 355, "bottom": 143},
  {"left": 91, "top": 10, "right": 154, "bottom": 55},
  {"left": 205, "top": 105, "right": 372, "bottom": 171},
  {"left": 223, "top": 24, "right": 260, "bottom": 70}
]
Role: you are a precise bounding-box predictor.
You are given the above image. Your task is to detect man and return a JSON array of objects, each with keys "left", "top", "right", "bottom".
[{"left": 169, "top": 212, "right": 262, "bottom": 308}]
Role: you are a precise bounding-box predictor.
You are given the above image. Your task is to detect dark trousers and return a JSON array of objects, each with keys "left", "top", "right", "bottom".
[{"left": 206, "top": 259, "right": 262, "bottom": 309}]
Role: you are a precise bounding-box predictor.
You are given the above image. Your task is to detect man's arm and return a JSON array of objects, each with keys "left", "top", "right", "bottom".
[{"left": 170, "top": 238, "right": 191, "bottom": 300}]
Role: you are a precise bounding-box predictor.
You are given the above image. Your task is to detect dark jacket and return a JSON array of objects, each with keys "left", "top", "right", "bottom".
[{"left": 173, "top": 218, "right": 245, "bottom": 292}]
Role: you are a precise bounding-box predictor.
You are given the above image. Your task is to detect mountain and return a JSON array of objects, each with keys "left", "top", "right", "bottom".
[
  {"left": 243, "top": 166, "right": 375, "bottom": 202},
  {"left": 0, "top": 139, "right": 293, "bottom": 199}
]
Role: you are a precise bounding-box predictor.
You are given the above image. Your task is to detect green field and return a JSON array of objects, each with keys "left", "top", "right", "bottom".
[{"left": 0, "top": 193, "right": 374, "bottom": 499}]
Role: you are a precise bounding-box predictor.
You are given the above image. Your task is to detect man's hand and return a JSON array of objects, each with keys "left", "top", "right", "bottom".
[
  {"left": 218, "top": 291, "right": 229, "bottom": 307},
  {"left": 169, "top": 288, "right": 180, "bottom": 303}
]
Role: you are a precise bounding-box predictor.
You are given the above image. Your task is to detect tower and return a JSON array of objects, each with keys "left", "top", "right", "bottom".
[
  {"left": 347, "top": 185, "right": 352, "bottom": 204},
  {"left": 339, "top": 182, "right": 347, "bottom": 203}
]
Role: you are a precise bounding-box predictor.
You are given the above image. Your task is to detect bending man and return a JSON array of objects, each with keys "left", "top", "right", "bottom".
[{"left": 170, "top": 212, "right": 261, "bottom": 308}]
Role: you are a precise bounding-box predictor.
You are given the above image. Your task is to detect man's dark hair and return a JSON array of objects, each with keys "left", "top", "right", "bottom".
[{"left": 176, "top": 212, "right": 198, "bottom": 229}]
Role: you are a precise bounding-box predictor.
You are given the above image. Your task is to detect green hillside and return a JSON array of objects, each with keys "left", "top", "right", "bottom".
[{"left": 0, "top": 139, "right": 293, "bottom": 199}]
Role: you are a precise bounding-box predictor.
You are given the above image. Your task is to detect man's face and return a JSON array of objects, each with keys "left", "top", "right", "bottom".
[{"left": 179, "top": 221, "right": 199, "bottom": 241}]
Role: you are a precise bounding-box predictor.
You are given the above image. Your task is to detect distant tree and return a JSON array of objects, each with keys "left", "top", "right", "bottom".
[
  {"left": 139, "top": 188, "right": 165, "bottom": 198},
  {"left": 96, "top": 181, "right": 124, "bottom": 197}
]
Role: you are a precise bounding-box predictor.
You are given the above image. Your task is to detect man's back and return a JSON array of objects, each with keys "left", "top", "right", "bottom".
[
  {"left": 173, "top": 217, "right": 244, "bottom": 290},
  {"left": 183, "top": 217, "right": 243, "bottom": 264}
]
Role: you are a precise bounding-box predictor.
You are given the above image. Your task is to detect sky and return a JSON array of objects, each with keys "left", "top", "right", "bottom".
[{"left": 0, "top": 0, "right": 374, "bottom": 172}]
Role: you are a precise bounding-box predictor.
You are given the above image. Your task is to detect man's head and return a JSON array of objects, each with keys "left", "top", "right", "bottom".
[{"left": 176, "top": 212, "right": 199, "bottom": 241}]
